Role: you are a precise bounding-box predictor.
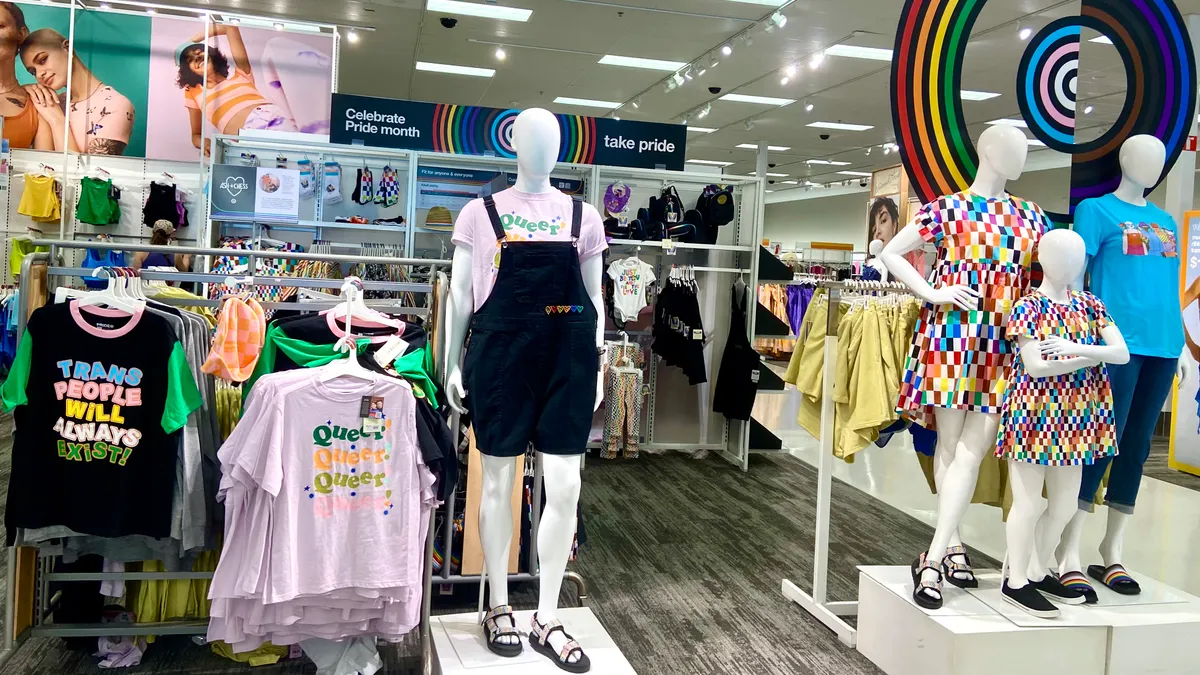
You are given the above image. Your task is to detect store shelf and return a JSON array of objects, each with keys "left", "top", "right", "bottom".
[
  {"left": 218, "top": 218, "right": 408, "bottom": 233},
  {"left": 608, "top": 239, "right": 753, "bottom": 252},
  {"left": 754, "top": 303, "right": 792, "bottom": 337}
]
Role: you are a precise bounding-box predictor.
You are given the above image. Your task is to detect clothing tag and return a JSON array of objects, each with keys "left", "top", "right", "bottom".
[
  {"left": 663, "top": 241, "right": 677, "bottom": 255},
  {"left": 361, "top": 395, "right": 386, "bottom": 433},
  {"left": 109, "top": 185, "right": 121, "bottom": 200},
  {"left": 374, "top": 336, "right": 408, "bottom": 368},
  {"left": 750, "top": 369, "right": 761, "bottom": 384},
  {"left": 641, "top": 384, "right": 651, "bottom": 397},
  {"left": 363, "top": 418, "right": 385, "bottom": 434},
  {"left": 692, "top": 329, "right": 703, "bottom": 341}
]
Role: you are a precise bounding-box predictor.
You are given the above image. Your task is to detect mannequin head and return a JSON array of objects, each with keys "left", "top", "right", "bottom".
[
  {"left": 977, "top": 124, "right": 1029, "bottom": 181},
  {"left": 512, "top": 108, "right": 559, "bottom": 192},
  {"left": 1037, "top": 228, "right": 1087, "bottom": 290},
  {"left": 1118, "top": 134, "right": 1166, "bottom": 189}
]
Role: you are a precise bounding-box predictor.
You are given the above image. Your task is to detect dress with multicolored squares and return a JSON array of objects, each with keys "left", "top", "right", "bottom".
[
  {"left": 896, "top": 191, "right": 1050, "bottom": 427},
  {"left": 995, "top": 290, "right": 1117, "bottom": 465}
]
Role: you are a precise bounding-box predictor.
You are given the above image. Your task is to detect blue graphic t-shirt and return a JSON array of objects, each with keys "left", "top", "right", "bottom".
[{"left": 1073, "top": 193, "right": 1183, "bottom": 359}]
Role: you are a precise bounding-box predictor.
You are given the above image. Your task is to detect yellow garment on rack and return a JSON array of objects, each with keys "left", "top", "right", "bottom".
[
  {"left": 18, "top": 173, "right": 60, "bottom": 222},
  {"left": 210, "top": 640, "right": 290, "bottom": 667},
  {"left": 149, "top": 286, "right": 219, "bottom": 327},
  {"left": 126, "top": 551, "right": 218, "bottom": 643},
  {"left": 216, "top": 383, "right": 244, "bottom": 441}
]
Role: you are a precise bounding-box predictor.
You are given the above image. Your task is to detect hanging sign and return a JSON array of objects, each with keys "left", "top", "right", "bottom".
[
  {"left": 330, "top": 94, "right": 687, "bottom": 171},
  {"left": 211, "top": 164, "right": 301, "bottom": 222}
]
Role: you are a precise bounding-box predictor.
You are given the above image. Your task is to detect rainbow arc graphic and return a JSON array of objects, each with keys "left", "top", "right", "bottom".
[{"left": 431, "top": 104, "right": 597, "bottom": 164}]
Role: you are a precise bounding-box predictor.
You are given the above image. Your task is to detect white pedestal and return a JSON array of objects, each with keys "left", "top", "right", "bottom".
[
  {"left": 431, "top": 608, "right": 636, "bottom": 674},
  {"left": 856, "top": 566, "right": 1107, "bottom": 675}
]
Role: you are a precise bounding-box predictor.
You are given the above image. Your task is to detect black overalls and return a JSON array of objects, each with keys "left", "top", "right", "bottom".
[
  {"left": 712, "top": 283, "right": 760, "bottom": 421},
  {"left": 463, "top": 195, "right": 599, "bottom": 457}
]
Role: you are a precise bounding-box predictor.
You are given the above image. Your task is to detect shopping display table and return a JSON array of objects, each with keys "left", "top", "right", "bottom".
[
  {"left": 856, "top": 565, "right": 1200, "bottom": 675},
  {"left": 431, "top": 607, "right": 636, "bottom": 674}
]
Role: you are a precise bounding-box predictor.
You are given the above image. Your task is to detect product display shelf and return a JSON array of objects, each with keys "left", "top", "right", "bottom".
[{"left": 746, "top": 246, "right": 792, "bottom": 452}]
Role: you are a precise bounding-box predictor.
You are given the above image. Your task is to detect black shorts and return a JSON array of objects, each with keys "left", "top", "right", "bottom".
[{"left": 463, "top": 322, "right": 598, "bottom": 458}]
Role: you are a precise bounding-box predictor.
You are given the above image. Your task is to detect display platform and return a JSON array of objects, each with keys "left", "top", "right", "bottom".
[
  {"left": 431, "top": 607, "right": 636, "bottom": 674},
  {"left": 966, "top": 570, "right": 1190, "bottom": 627},
  {"left": 856, "top": 566, "right": 1107, "bottom": 675}
]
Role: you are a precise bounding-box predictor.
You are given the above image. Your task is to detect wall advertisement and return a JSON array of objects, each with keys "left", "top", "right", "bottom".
[{"left": 1170, "top": 210, "right": 1200, "bottom": 477}]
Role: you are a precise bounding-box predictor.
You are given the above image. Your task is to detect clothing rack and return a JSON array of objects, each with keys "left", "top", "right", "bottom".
[
  {"left": 0, "top": 242, "right": 452, "bottom": 670},
  {"left": 780, "top": 279, "right": 915, "bottom": 648}
]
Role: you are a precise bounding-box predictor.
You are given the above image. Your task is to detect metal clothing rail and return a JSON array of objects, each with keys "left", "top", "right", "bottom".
[
  {"left": 0, "top": 244, "right": 449, "bottom": 668},
  {"left": 780, "top": 279, "right": 915, "bottom": 648}
]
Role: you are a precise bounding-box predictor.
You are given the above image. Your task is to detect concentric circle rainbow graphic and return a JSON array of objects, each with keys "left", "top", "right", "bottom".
[
  {"left": 1018, "top": 21, "right": 1080, "bottom": 150},
  {"left": 431, "top": 104, "right": 597, "bottom": 164},
  {"left": 892, "top": 0, "right": 1196, "bottom": 217}
]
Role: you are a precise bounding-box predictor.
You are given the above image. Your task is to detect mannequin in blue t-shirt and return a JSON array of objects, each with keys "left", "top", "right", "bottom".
[{"left": 1055, "top": 135, "right": 1187, "bottom": 601}]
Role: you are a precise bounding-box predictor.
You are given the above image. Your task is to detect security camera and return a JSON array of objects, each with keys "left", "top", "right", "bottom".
[
  {"left": 768, "top": 180, "right": 776, "bottom": 185},
  {"left": 708, "top": 86, "right": 721, "bottom": 95},
  {"left": 859, "top": 179, "right": 868, "bottom": 188},
  {"left": 768, "top": 163, "right": 776, "bottom": 168},
  {"left": 819, "top": 134, "right": 831, "bottom": 141},
  {"left": 440, "top": 17, "right": 458, "bottom": 28}
]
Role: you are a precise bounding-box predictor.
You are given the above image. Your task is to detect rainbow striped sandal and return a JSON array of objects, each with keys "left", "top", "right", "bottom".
[
  {"left": 1087, "top": 564, "right": 1141, "bottom": 596},
  {"left": 1057, "top": 571, "right": 1098, "bottom": 604}
]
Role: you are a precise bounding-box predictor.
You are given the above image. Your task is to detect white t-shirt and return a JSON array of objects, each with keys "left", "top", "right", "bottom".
[{"left": 607, "top": 257, "right": 657, "bottom": 322}]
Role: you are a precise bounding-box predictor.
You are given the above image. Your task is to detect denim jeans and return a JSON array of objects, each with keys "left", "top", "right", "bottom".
[{"left": 1078, "top": 355, "right": 1177, "bottom": 514}]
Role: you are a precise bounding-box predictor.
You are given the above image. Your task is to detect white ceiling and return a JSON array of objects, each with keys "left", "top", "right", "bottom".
[{"left": 163, "top": 0, "right": 1200, "bottom": 194}]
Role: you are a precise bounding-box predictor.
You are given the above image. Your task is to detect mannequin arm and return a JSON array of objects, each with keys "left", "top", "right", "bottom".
[
  {"left": 879, "top": 222, "right": 980, "bottom": 309},
  {"left": 1018, "top": 336, "right": 1099, "bottom": 377},
  {"left": 444, "top": 246, "right": 475, "bottom": 414},
  {"left": 1040, "top": 325, "right": 1130, "bottom": 365},
  {"left": 580, "top": 255, "right": 605, "bottom": 411}
]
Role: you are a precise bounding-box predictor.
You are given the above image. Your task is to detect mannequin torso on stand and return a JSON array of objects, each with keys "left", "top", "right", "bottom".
[
  {"left": 880, "top": 124, "right": 1052, "bottom": 610},
  {"left": 443, "top": 108, "right": 605, "bottom": 670}
]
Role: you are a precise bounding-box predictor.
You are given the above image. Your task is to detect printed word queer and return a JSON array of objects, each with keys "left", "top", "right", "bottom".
[{"left": 312, "top": 424, "right": 385, "bottom": 446}]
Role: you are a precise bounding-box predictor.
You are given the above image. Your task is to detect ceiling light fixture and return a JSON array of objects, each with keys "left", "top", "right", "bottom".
[
  {"left": 987, "top": 118, "right": 1029, "bottom": 128},
  {"left": 780, "top": 76, "right": 789, "bottom": 85},
  {"left": 697, "top": 103, "right": 712, "bottom": 118},
  {"left": 146, "top": 7, "right": 156, "bottom": 14},
  {"left": 805, "top": 159, "right": 851, "bottom": 166},
  {"left": 613, "top": 115, "right": 621, "bottom": 121},
  {"left": 785, "top": 64, "right": 797, "bottom": 77},
  {"left": 599, "top": 55, "right": 688, "bottom": 72},
  {"left": 883, "top": 145, "right": 891, "bottom": 155},
  {"left": 770, "top": 11, "right": 787, "bottom": 28},
  {"left": 760, "top": 172, "right": 788, "bottom": 177},
  {"left": 553, "top": 96, "right": 622, "bottom": 109},
  {"left": 824, "top": 44, "right": 893, "bottom": 61},
  {"left": 743, "top": 121, "right": 755, "bottom": 131},
  {"left": 741, "top": 33, "right": 754, "bottom": 47},
  {"left": 710, "top": 55, "right": 720, "bottom": 69},
  {"left": 416, "top": 61, "right": 495, "bottom": 77},
  {"left": 687, "top": 126, "right": 717, "bottom": 133},
  {"left": 274, "top": 22, "right": 285, "bottom": 30},
  {"left": 782, "top": 180, "right": 799, "bottom": 185},
  {"left": 686, "top": 159, "right": 735, "bottom": 167},
  {"left": 810, "top": 51, "right": 825, "bottom": 69},
  {"left": 722, "top": 43, "right": 733, "bottom": 56},
  {"left": 720, "top": 93, "right": 795, "bottom": 106},
  {"left": 698, "top": 66, "right": 708, "bottom": 77},
  {"left": 494, "top": 47, "right": 506, "bottom": 60},
  {"left": 425, "top": 0, "right": 532, "bottom": 22},
  {"left": 866, "top": 147, "right": 872, "bottom": 155},
  {"left": 807, "top": 121, "right": 874, "bottom": 131},
  {"left": 228, "top": 17, "right": 239, "bottom": 24},
  {"left": 1083, "top": 105, "right": 1094, "bottom": 114},
  {"left": 632, "top": 98, "right": 641, "bottom": 109},
  {"left": 737, "top": 143, "right": 791, "bottom": 151},
  {"left": 719, "top": 0, "right": 785, "bottom": 5},
  {"left": 804, "top": 101, "right": 814, "bottom": 112},
  {"left": 960, "top": 90, "right": 1002, "bottom": 101},
  {"left": 837, "top": 171, "right": 872, "bottom": 177},
  {"left": 1019, "top": 26, "right": 1033, "bottom": 40},
  {"left": 684, "top": 67, "right": 694, "bottom": 81},
  {"left": 672, "top": 72, "right": 686, "bottom": 87}
]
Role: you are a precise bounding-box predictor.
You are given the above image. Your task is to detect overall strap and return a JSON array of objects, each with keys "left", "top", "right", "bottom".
[
  {"left": 482, "top": 196, "right": 506, "bottom": 242},
  {"left": 570, "top": 198, "right": 583, "bottom": 242}
]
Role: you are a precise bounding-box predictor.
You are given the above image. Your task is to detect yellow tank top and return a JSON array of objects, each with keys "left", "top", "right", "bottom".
[{"left": 17, "top": 173, "right": 60, "bottom": 222}]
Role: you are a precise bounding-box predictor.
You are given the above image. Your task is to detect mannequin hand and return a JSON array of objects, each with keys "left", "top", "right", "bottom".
[
  {"left": 595, "top": 376, "right": 604, "bottom": 412},
  {"left": 1040, "top": 336, "right": 1086, "bottom": 358},
  {"left": 1178, "top": 356, "right": 1189, "bottom": 386},
  {"left": 925, "top": 285, "right": 981, "bottom": 311},
  {"left": 446, "top": 367, "right": 467, "bottom": 415}
]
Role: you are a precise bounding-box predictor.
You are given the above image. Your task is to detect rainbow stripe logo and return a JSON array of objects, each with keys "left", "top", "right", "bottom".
[{"left": 431, "top": 104, "right": 596, "bottom": 164}]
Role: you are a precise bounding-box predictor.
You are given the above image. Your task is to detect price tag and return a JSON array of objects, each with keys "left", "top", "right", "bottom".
[
  {"left": 374, "top": 336, "right": 408, "bottom": 368},
  {"left": 663, "top": 241, "right": 678, "bottom": 256},
  {"left": 750, "top": 369, "right": 761, "bottom": 384},
  {"left": 692, "top": 329, "right": 704, "bottom": 341},
  {"left": 360, "top": 396, "right": 386, "bottom": 434}
]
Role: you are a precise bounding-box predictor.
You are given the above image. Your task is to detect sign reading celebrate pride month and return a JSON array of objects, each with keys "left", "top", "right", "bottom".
[{"left": 330, "top": 94, "right": 687, "bottom": 171}]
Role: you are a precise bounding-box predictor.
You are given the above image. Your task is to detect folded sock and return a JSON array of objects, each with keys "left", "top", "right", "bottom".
[
  {"left": 323, "top": 162, "right": 342, "bottom": 204},
  {"left": 297, "top": 159, "right": 315, "bottom": 199}
]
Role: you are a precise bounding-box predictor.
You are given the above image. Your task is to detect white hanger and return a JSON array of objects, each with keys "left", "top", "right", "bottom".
[
  {"left": 322, "top": 276, "right": 402, "bottom": 330},
  {"left": 319, "top": 281, "right": 376, "bottom": 383},
  {"left": 76, "top": 268, "right": 144, "bottom": 314}
]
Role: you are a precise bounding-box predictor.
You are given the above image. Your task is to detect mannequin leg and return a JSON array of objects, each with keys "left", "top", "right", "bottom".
[
  {"left": 932, "top": 435, "right": 968, "bottom": 579},
  {"left": 918, "top": 410, "right": 999, "bottom": 595},
  {"left": 1099, "top": 508, "right": 1133, "bottom": 567},
  {"left": 534, "top": 454, "right": 583, "bottom": 663},
  {"left": 1005, "top": 461, "right": 1046, "bottom": 589},
  {"left": 478, "top": 454, "right": 519, "bottom": 647},
  {"left": 1055, "top": 508, "right": 1089, "bottom": 575},
  {"left": 1029, "top": 466, "right": 1083, "bottom": 579}
]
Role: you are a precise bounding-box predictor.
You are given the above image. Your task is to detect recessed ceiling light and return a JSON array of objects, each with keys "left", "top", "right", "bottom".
[
  {"left": 804, "top": 102, "right": 814, "bottom": 112},
  {"left": 987, "top": 118, "right": 1028, "bottom": 128},
  {"left": 780, "top": 76, "right": 790, "bottom": 85},
  {"left": 347, "top": 29, "right": 360, "bottom": 43},
  {"left": 687, "top": 126, "right": 717, "bottom": 133},
  {"left": 494, "top": 47, "right": 506, "bottom": 60},
  {"left": 599, "top": 55, "right": 688, "bottom": 72},
  {"left": 1090, "top": 35, "right": 1114, "bottom": 45},
  {"left": 722, "top": 44, "right": 734, "bottom": 56},
  {"left": 416, "top": 61, "right": 495, "bottom": 77},
  {"left": 426, "top": 0, "right": 532, "bottom": 22},
  {"left": 687, "top": 159, "right": 735, "bottom": 166},
  {"left": 961, "top": 90, "right": 1001, "bottom": 101},
  {"left": 720, "top": 93, "right": 795, "bottom": 106},
  {"left": 781, "top": 180, "right": 799, "bottom": 185},
  {"left": 759, "top": 172, "right": 788, "bottom": 177},
  {"left": 837, "top": 171, "right": 872, "bottom": 177},
  {"left": 824, "top": 44, "right": 893, "bottom": 61},
  {"left": 553, "top": 96, "right": 621, "bottom": 109},
  {"left": 737, "top": 144, "right": 792, "bottom": 151},
  {"left": 806, "top": 159, "right": 851, "bottom": 166},
  {"left": 1019, "top": 27, "right": 1033, "bottom": 40},
  {"left": 785, "top": 64, "right": 797, "bottom": 77},
  {"left": 807, "top": 121, "right": 874, "bottom": 131},
  {"left": 809, "top": 52, "right": 825, "bottom": 68},
  {"left": 1083, "top": 105, "right": 1094, "bottom": 114}
]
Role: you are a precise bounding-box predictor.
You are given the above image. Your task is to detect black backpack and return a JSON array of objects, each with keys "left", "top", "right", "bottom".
[
  {"left": 649, "top": 185, "right": 685, "bottom": 228},
  {"left": 637, "top": 207, "right": 662, "bottom": 241},
  {"left": 696, "top": 184, "right": 735, "bottom": 228}
]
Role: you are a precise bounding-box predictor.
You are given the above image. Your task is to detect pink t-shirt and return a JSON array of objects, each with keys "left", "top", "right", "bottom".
[{"left": 451, "top": 188, "right": 606, "bottom": 310}]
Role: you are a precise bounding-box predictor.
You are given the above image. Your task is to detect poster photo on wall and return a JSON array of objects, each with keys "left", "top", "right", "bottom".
[
  {"left": 0, "top": 3, "right": 332, "bottom": 161},
  {"left": 866, "top": 165, "right": 927, "bottom": 277}
]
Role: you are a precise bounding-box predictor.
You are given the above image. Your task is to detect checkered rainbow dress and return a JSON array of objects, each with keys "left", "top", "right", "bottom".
[
  {"left": 896, "top": 191, "right": 1050, "bottom": 427},
  {"left": 994, "top": 290, "right": 1117, "bottom": 465}
]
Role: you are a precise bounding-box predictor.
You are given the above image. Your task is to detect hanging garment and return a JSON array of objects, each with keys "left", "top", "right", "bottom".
[
  {"left": 375, "top": 165, "right": 400, "bottom": 207},
  {"left": 77, "top": 177, "right": 121, "bottom": 225},
  {"left": 18, "top": 173, "right": 60, "bottom": 222},
  {"left": 202, "top": 295, "right": 266, "bottom": 382},
  {"left": 352, "top": 167, "right": 374, "bottom": 205},
  {"left": 653, "top": 276, "right": 707, "bottom": 385},
  {"left": 996, "top": 290, "right": 1118, "bottom": 466},
  {"left": 10, "top": 238, "right": 50, "bottom": 281},
  {"left": 897, "top": 192, "right": 1049, "bottom": 428},
  {"left": 602, "top": 341, "right": 643, "bottom": 459},
  {"left": 143, "top": 182, "right": 184, "bottom": 228},
  {"left": 461, "top": 195, "right": 599, "bottom": 458},
  {"left": 606, "top": 256, "right": 657, "bottom": 323},
  {"left": 712, "top": 284, "right": 761, "bottom": 421}
]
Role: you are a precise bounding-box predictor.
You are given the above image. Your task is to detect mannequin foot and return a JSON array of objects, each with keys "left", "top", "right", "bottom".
[
  {"left": 910, "top": 553, "right": 944, "bottom": 610},
  {"left": 1002, "top": 580, "right": 1059, "bottom": 618},
  {"left": 482, "top": 605, "right": 523, "bottom": 657},
  {"left": 1032, "top": 574, "right": 1086, "bottom": 605},
  {"left": 943, "top": 544, "right": 979, "bottom": 589},
  {"left": 1058, "top": 571, "right": 1098, "bottom": 604},
  {"left": 530, "top": 612, "right": 590, "bottom": 673},
  {"left": 1087, "top": 564, "right": 1142, "bottom": 596}
]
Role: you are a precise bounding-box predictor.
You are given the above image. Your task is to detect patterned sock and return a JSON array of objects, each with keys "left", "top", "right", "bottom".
[
  {"left": 358, "top": 167, "right": 374, "bottom": 205},
  {"left": 323, "top": 162, "right": 342, "bottom": 205},
  {"left": 297, "top": 159, "right": 315, "bottom": 199}
]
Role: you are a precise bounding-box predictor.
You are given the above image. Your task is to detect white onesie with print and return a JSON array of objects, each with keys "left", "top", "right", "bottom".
[{"left": 607, "top": 257, "right": 657, "bottom": 323}]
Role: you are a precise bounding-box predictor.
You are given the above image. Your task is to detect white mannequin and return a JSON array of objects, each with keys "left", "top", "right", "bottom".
[
  {"left": 1057, "top": 134, "right": 1187, "bottom": 580},
  {"left": 1005, "top": 229, "right": 1129, "bottom": 596},
  {"left": 866, "top": 239, "right": 889, "bottom": 280},
  {"left": 443, "top": 108, "right": 605, "bottom": 663},
  {"left": 880, "top": 124, "right": 1030, "bottom": 602}
]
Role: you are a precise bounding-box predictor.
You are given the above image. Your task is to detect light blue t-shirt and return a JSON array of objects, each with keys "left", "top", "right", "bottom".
[{"left": 1073, "top": 193, "right": 1183, "bottom": 359}]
